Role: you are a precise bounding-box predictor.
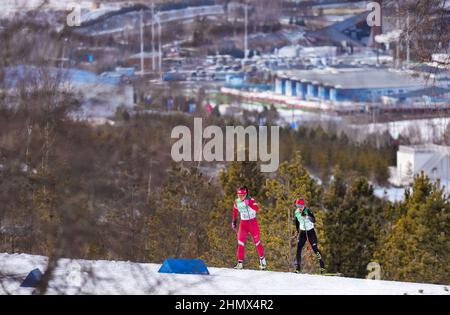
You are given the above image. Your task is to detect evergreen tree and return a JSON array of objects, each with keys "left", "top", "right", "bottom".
[
  {"left": 374, "top": 173, "right": 450, "bottom": 284},
  {"left": 322, "top": 175, "right": 384, "bottom": 278},
  {"left": 147, "top": 164, "right": 216, "bottom": 262}
]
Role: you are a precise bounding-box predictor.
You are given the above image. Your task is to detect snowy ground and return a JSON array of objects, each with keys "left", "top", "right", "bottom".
[
  {"left": 373, "top": 186, "right": 407, "bottom": 203},
  {"left": 352, "top": 117, "right": 450, "bottom": 143},
  {"left": 373, "top": 180, "right": 450, "bottom": 203},
  {"left": 0, "top": 253, "right": 448, "bottom": 295},
  {"left": 226, "top": 103, "right": 450, "bottom": 143}
]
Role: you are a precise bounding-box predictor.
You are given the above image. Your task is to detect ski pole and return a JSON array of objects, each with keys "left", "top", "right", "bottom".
[{"left": 288, "top": 207, "right": 292, "bottom": 272}]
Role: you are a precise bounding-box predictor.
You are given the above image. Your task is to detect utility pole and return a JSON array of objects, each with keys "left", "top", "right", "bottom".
[
  {"left": 244, "top": 2, "right": 249, "bottom": 60},
  {"left": 157, "top": 14, "right": 162, "bottom": 81},
  {"left": 152, "top": 3, "right": 156, "bottom": 72},
  {"left": 140, "top": 9, "right": 144, "bottom": 76},
  {"left": 288, "top": 203, "right": 292, "bottom": 272},
  {"left": 406, "top": 10, "right": 411, "bottom": 68},
  {"left": 396, "top": 0, "right": 401, "bottom": 69},
  {"left": 285, "top": 184, "right": 293, "bottom": 273}
]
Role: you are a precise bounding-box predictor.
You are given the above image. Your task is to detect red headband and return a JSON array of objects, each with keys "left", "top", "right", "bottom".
[{"left": 237, "top": 188, "right": 247, "bottom": 195}]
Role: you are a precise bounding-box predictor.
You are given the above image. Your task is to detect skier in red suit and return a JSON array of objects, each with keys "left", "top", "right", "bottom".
[{"left": 232, "top": 186, "right": 267, "bottom": 270}]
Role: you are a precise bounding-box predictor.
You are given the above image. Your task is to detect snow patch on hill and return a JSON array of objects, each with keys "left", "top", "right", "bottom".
[{"left": 0, "top": 253, "right": 448, "bottom": 295}]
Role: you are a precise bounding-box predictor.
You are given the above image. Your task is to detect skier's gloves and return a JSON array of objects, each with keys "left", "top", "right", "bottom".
[{"left": 232, "top": 221, "right": 237, "bottom": 231}]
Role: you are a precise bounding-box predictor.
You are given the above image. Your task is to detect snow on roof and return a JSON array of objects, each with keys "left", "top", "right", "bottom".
[
  {"left": 309, "top": 12, "right": 370, "bottom": 47},
  {"left": 67, "top": 68, "right": 121, "bottom": 85},
  {"left": 398, "top": 144, "right": 450, "bottom": 154},
  {"left": 278, "top": 68, "right": 433, "bottom": 90},
  {"left": 4, "top": 66, "right": 121, "bottom": 88},
  {"left": 375, "top": 30, "right": 402, "bottom": 44},
  {"left": 127, "top": 52, "right": 161, "bottom": 59}
]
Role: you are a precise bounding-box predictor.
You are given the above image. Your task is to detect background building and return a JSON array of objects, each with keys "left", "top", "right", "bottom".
[
  {"left": 389, "top": 145, "right": 450, "bottom": 193},
  {"left": 275, "top": 68, "right": 449, "bottom": 104}
]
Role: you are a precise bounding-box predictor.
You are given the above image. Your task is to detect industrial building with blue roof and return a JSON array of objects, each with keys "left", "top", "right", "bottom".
[{"left": 275, "top": 68, "right": 449, "bottom": 104}]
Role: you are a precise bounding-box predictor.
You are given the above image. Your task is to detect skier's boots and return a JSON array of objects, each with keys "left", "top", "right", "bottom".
[
  {"left": 319, "top": 268, "right": 327, "bottom": 275},
  {"left": 259, "top": 257, "right": 267, "bottom": 271},
  {"left": 234, "top": 261, "right": 244, "bottom": 270},
  {"left": 294, "top": 265, "right": 301, "bottom": 274}
]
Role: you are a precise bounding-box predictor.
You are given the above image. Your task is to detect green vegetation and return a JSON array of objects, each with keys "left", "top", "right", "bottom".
[
  {"left": 280, "top": 126, "right": 397, "bottom": 185},
  {"left": 0, "top": 107, "right": 447, "bottom": 284}
]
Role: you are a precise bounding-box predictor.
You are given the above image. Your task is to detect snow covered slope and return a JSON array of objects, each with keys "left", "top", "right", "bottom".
[{"left": 0, "top": 253, "right": 448, "bottom": 295}]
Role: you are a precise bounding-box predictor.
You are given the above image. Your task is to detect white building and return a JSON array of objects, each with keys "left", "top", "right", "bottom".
[{"left": 389, "top": 145, "right": 450, "bottom": 194}]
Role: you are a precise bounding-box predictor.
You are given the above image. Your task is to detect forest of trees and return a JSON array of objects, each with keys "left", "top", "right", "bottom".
[
  {"left": 0, "top": 1, "right": 448, "bottom": 291},
  {"left": 0, "top": 103, "right": 448, "bottom": 285},
  {"left": 278, "top": 126, "right": 397, "bottom": 185}
]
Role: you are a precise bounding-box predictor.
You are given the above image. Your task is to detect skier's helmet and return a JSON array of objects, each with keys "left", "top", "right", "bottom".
[
  {"left": 237, "top": 186, "right": 248, "bottom": 196},
  {"left": 295, "top": 198, "right": 305, "bottom": 207}
]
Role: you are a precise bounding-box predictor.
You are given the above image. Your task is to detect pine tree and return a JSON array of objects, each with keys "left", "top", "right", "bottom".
[
  {"left": 322, "top": 175, "right": 384, "bottom": 278},
  {"left": 146, "top": 163, "right": 216, "bottom": 262},
  {"left": 323, "top": 168, "right": 347, "bottom": 209},
  {"left": 374, "top": 173, "right": 450, "bottom": 284}
]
